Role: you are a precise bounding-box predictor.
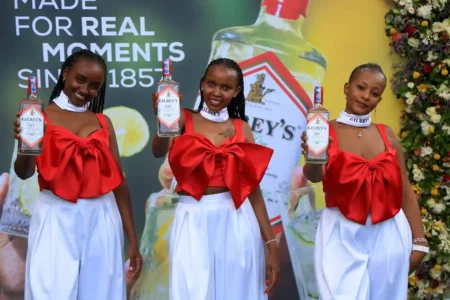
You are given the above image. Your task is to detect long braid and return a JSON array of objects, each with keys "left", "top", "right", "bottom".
[
  {"left": 198, "top": 58, "right": 247, "bottom": 121},
  {"left": 49, "top": 49, "right": 108, "bottom": 113}
]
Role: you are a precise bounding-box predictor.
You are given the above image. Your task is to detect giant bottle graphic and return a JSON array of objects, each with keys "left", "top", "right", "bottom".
[
  {"left": 194, "top": 0, "right": 326, "bottom": 298},
  {"left": 0, "top": 141, "right": 39, "bottom": 237}
]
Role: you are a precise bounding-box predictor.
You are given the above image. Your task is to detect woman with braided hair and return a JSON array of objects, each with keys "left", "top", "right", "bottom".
[
  {"left": 13, "top": 49, "right": 142, "bottom": 300},
  {"left": 152, "top": 58, "right": 280, "bottom": 300}
]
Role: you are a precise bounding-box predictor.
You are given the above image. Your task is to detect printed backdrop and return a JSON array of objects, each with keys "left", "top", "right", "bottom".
[{"left": 0, "top": 0, "right": 400, "bottom": 299}]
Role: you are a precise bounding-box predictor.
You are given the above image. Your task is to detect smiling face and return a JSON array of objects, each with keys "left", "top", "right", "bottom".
[
  {"left": 344, "top": 69, "right": 386, "bottom": 115},
  {"left": 62, "top": 59, "right": 105, "bottom": 107},
  {"left": 200, "top": 64, "right": 242, "bottom": 111}
]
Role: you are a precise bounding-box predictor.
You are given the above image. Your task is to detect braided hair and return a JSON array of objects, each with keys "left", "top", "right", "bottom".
[
  {"left": 49, "top": 49, "right": 108, "bottom": 113},
  {"left": 349, "top": 63, "right": 387, "bottom": 87},
  {"left": 197, "top": 58, "right": 247, "bottom": 121}
]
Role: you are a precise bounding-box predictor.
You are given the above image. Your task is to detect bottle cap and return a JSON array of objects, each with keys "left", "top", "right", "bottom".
[
  {"left": 162, "top": 59, "right": 172, "bottom": 76},
  {"left": 314, "top": 86, "right": 323, "bottom": 105},
  {"left": 262, "top": 0, "right": 309, "bottom": 20},
  {"left": 28, "top": 76, "right": 38, "bottom": 94}
]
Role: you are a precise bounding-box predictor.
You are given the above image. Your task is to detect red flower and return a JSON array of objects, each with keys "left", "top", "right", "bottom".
[
  {"left": 405, "top": 25, "right": 417, "bottom": 37},
  {"left": 392, "top": 32, "right": 402, "bottom": 42},
  {"left": 432, "top": 280, "right": 440, "bottom": 289},
  {"left": 424, "top": 65, "right": 433, "bottom": 73},
  {"left": 415, "top": 149, "right": 422, "bottom": 156},
  {"left": 442, "top": 32, "right": 449, "bottom": 42},
  {"left": 443, "top": 174, "right": 450, "bottom": 182}
]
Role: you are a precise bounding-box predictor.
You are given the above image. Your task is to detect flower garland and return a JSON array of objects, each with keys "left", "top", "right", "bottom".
[{"left": 385, "top": 0, "right": 450, "bottom": 299}]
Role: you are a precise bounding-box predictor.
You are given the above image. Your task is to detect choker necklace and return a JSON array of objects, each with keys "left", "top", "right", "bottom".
[
  {"left": 336, "top": 111, "right": 371, "bottom": 127},
  {"left": 336, "top": 111, "right": 371, "bottom": 138},
  {"left": 200, "top": 104, "right": 229, "bottom": 123},
  {"left": 52, "top": 91, "right": 90, "bottom": 112}
]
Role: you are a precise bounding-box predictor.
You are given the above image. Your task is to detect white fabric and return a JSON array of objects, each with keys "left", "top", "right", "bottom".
[
  {"left": 52, "top": 91, "right": 90, "bottom": 112},
  {"left": 314, "top": 207, "right": 412, "bottom": 300},
  {"left": 169, "top": 192, "right": 267, "bottom": 300},
  {"left": 336, "top": 111, "right": 371, "bottom": 128},
  {"left": 25, "top": 190, "right": 125, "bottom": 300},
  {"left": 200, "top": 104, "right": 229, "bottom": 123}
]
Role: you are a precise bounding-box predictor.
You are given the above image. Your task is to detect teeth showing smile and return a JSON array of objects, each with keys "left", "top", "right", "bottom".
[{"left": 75, "top": 93, "right": 85, "bottom": 100}]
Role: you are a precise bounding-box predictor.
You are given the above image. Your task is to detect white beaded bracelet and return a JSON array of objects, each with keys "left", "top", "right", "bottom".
[{"left": 412, "top": 244, "right": 429, "bottom": 254}]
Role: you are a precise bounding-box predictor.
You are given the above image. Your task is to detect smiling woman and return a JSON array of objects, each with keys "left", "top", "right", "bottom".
[{"left": 12, "top": 49, "right": 142, "bottom": 300}]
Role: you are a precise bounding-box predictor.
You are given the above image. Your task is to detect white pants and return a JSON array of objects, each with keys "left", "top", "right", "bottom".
[
  {"left": 25, "top": 190, "right": 125, "bottom": 300},
  {"left": 314, "top": 207, "right": 412, "bottom": 300},
  {"left": 169, "top": 192, "right": 267, "bottom": 300}
]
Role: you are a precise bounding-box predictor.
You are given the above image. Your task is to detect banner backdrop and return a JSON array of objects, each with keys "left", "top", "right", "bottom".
[{"left": 0, "top": 0, "right": 400, "bottom": 299}]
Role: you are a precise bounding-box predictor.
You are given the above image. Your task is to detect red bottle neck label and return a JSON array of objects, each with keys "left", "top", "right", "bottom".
[
  {"left": 262, "top": 0, "right": 309, "bottom": 20},
  {"left": 27, "top": 76, "right": 38, "bottom": 95}
]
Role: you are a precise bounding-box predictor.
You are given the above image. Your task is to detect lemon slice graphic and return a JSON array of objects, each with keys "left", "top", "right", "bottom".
[
  {"left": 103, "top": 106, "right": 150, "bottom": 157},
  {"left": 19, "top": 177, "right": 39, "bottom": 216}
]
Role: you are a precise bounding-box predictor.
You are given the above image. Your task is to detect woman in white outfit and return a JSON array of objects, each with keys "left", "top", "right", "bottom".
[
  {"left": 152, "top": 58, "right": 280, "bottom": 300},
  {"left": 301, "top": 63, "right": 427, "bottom": 299},
  {"left": 13, "top": 49, "right": 142, "bottom": 300}
]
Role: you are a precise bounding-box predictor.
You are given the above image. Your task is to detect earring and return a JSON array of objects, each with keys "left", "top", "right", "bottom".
[{"left": 63, "top": 77, "right": 66, "bottom": 83}]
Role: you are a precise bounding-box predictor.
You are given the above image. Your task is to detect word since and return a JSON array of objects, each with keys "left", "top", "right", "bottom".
[
  {"left": 15, "top": 16, "right": 154, "bottom": 37},
  {"left": 14, "top": 0, "right": 97, "bottom": 10},
  {"left": 18, "top": 68, "right": 166, "bottom": 89}
]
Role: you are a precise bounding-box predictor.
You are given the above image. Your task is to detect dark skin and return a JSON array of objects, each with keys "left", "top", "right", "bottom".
[
  {"left": 301, "top": 69, "right": 426, "bottom": 274},
  {"left": 13, "top": 59, "right": 142, "bottom": 280},
  {"left": 152, "top": 64, "right": 280, "bottom": 293}
]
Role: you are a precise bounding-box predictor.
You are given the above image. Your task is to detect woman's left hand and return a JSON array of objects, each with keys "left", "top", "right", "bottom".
[
  {"left": 265, "top": 243, "right": 280, "bottom": 294},
  {"left": 409, "top": 251, "right": 426, "bottom": 275},
  {"left": 127, "top": 241, "right": 143, "bottom": 279}
]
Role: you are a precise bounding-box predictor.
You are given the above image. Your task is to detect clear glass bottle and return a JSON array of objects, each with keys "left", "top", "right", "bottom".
[
  {"left": 156, "top": 59, "right": 181, "bottom": 137},
  {"left": 18, "top": 76, "right": 44, "bottom": 156},
  {"left": 305, "top": 86, "right": 329, "bottom": 164}
]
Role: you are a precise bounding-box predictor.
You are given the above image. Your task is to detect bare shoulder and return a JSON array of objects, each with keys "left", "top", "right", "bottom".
[
  {"left": 241, "top": 120, "right": 254, "bottom": 142},
  {"left": 382, "top": 124, "right": 400, "bottom": 148}
]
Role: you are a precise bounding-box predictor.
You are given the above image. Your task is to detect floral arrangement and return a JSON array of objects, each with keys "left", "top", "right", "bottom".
[{"left": 385, "top": 0, "right": 450, "bottom": 299}]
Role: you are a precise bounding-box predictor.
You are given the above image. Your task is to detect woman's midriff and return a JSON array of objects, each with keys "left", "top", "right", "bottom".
[{"left": 178, "top": 186, "right": 230, "bottom": 196}]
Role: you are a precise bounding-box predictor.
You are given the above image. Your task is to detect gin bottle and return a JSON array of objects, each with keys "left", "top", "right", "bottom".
[
  {"left": 156, "top": 59, "right": 181, "bottom": 137},
  {"left": 18, "top": 76, "right": 44, "bottom": 156},
  {"left": 305, "top": 86, "right": 329, "bottom": 164}
]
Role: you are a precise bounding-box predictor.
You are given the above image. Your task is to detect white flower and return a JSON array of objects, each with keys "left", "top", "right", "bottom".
[
  {"left": 408, "top": 38, "right": 420, "bottom": 48},
  {"left": 421, "top": 120, "right": 434, "bottom": 135},
  {"left": 407, "top": 82, "right": 415, "bottom": 88},
  {"left": 431, "top": 114, "right": 442, "bottom": 123},
  {"left": 405, "top": 92, "right": 416, "bottom": 105},
  {"left": 442, "top": 185, "right": 450, "bottom": 201},
  {"left": 426, "top": 51, "right": 439, "bottom": 62},
  {"left": 413, "top": 164, "right": 425, "bottom": 182},
  {"left": 417, "top": 5, "right": 433, "bottom": 19},
  {"left": 421, "top": 146, "right": 433, "bottom": 157},
  {"left": 432, "top": 19, "right": 450, "bottom": 33},
  {"left": 442, "top": 124, "right": 450, "bottom": 135},
  {"left": 437, "top": 84, "right": 450, "bottom": 100},
  {"left": 426, "top": 106, "right": 437, "bottom": 116},
  {"left": 430, "top": 267, "right": 442, "bottom": 279},
  {"left": 429, "top": 0, "right": 447, "bottom": 10},
  {"left": 432, "top": 202, "right": 446, "bottom": 214},
  {"left": 427, "top": 198, "right": 437, "bottom": 206}
]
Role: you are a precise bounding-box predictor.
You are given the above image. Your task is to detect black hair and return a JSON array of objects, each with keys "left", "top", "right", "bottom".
[
  {"left": 197, "top": 58, "right": 246, "bottom": 121},
  {"left": 349, "top": 63, "right": 387, "bottom": 87},
  {"left": 49, "top": 49, "right": 107, "bottom": 113}
]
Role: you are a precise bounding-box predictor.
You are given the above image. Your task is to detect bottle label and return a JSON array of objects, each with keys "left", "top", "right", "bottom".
[
  {"left": 157, "top": 87, "right": 180, "bottom": 128},
  {"left": 306, "top": 112, "right": 329, "bottom": 156},
  {"left": 195, "top": 51, "right": 312, "bottom": 226},
  {"left": 20, "top": 104, "right": 44, "bottom": 147}
]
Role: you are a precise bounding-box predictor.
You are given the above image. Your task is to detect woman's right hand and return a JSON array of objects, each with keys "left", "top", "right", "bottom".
[{"left": 13, "top": 112, "right": 21, "bottom": 141}]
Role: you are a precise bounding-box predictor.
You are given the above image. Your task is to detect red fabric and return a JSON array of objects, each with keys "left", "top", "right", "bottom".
[
  {"left": 36, "top": 113, "right": 124, "bottom": 202},
  {"left": 323, "top": 124, "right": 403, "bottom": 225},
  {"left": 169, "top": 109, "right": 273, "bottom": 209}
]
